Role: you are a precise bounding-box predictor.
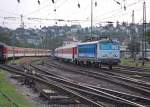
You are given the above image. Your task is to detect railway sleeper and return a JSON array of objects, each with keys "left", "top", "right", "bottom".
[
  {"left": 39, "top": 89, "right": 76, "bottom": 104},
  {"left": 32, "top": 82, "right": 77, "bottom": 105},
  {"left": 20, "top": 78, "right": 35, "bottom": 88},
  {"left": 10, "top": 74, "right": 25, "bottom": 79}
]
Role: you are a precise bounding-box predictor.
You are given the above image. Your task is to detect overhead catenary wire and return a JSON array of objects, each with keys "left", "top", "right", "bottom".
[
  {"left": 25, "top": 0, "right": 56, "bottom": 17},
  {"left": 95, "top": 0, "right": 144, "bottom": 21},
  {"left": 99, "top": 8, "right": 141, "bottom": 23},
  {"left": 0, "top": 9, "right": 19, "bottom": 16},
  {"left": 1, "top": 0, "right": 150, "bottom": 28},
  {"left": 29, "top": 0, "right": 124, "bottom": 22},
  {"left": 26, "top": 0, "right": 65, "bottom": 18},
  {"left": 97, "top": 0, "right": 146, "bottom": 23}
]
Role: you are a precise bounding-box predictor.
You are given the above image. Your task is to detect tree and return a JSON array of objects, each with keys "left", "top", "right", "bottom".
[
  {"left": 0, "top": 32, "right": 11, "bottom": 45},
  {"left": 145, "top": 30, "right": 150, "bottom": 44},
  {"left": 39, "top": 35, "right": 64, "bottom": 50},
  {"left": 127, "top": 41, "right": 140, "bottom": 60}
]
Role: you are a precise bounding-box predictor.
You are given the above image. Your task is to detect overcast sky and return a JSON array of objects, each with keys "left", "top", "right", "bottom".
[{"left": 0, "top": 0, "right": 150, "bottom": 29}]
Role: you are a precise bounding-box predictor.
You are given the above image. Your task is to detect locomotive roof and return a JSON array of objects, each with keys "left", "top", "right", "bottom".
[
  {"left": 78, "top": 39, "right": 119, "bottom": 45},
  {"left": 55, "top": 39, "right": 119, "bottom": 50},
  {"left": 78, "top": 41, "right": 99, "bottom": 45}
]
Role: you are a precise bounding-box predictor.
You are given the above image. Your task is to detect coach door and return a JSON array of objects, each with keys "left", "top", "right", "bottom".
[
  {"left": 73, "top": 48, "right": 75, "bottom": 60},
  {"left": 73, "top": 47, "right": 77, "bottom": 60}
]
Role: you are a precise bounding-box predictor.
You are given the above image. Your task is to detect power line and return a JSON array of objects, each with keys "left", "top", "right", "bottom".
[
  {"left": 54, "top": 0, "right": 69, "bottom": 10},
  {"left": 98, "top": 4, "right": 144, "bottom": 22},
  {"left": 26, "top": 4, "right": 50, "bottom": 16},
  {"left": 70, "top": 2, "right": 90, "bottom": 18},
  {"left": 95, "top": 0, "right": 144, "bottom": 21},
  {"left": 0, "top": 9, "right": 19, "bottom": 16},
  {"left": 26, "top": 0, "right": 65, "bottom": 17}
]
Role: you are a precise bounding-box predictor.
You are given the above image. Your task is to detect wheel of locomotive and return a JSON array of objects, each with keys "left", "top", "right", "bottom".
[
  {"left": 99, "top": 63, "right": 102, "bottom": 69},
  {"left": 81, "top": 61, "right": 84, "bottom": 66},
  {"left": 77, "top": 60, "right": 81, "bottom": 66},
  {"left": 87, "top": 61, "right": 91, "bottom": 67},
  {"left": 89, "top": 61, "right": 92, "bottom": 67},
  {"left": 94, "top": 62, "right": 99, "bottom": 68},
  {"left": 109, "top": 65, "right": 112, "bottom": 70},
  {"left": 74, "top": 60, "right": 77, "bottom": 65}
]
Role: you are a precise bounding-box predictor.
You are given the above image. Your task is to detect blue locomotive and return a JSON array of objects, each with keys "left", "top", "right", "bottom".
[
  {"left": 76, "top": 39, "right": 120, "bottom": 69},
  {"left": 55, "top": 39, "right": 120, "bottom": 69}
]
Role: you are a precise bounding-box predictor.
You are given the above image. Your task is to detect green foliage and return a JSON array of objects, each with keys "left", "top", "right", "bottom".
[
  {"left": 121, "top": 58, "right": 150, "bottom": 68},
  {"left": 15, "top": 40, "right": 36, "bottom": 48},
  {"left": 39, "top": 36, "right": 65, "bottom": 50},
  {"left": 145, "top": 30, "right": 150, "bottom": 44},
  {"left": 0, "top": 30, "right": 36, "bottom": 48},
  {"left": 0, "top": 32, "right": 11, "bottom": 45},
  {"left": 0, "top": 70, "right": 36, "bottom": 107},
  {"left": 121, "top": 58, "right": 138, "bottom": 67},
  {"left": 127, "top": 41, "right": 140, "bottom": 59}
]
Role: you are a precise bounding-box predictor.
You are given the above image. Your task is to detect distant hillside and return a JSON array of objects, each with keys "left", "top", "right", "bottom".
[{"left": 0, "top": 22, "right": 150, "bottom": 49}]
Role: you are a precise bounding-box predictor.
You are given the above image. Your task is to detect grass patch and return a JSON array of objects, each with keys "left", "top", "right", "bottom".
[
  {"left": 8, "top": 57, "right": 41, "bottom": 65},
  {"left": 121, "top": 58, "right": 150, "bottom": 69},
  {"left": 0, "top": 70, "right": 36, "bottom": 107}
]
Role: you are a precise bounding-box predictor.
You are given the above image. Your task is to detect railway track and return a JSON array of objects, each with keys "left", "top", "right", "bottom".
[
  {"left": 56, "top": 58, "right": 150, "bottom": 84},
  {"left": 92, "top": 68, "right": 150, "bottom": 89},
  {"left": 65, "top": 59, "right": 150, "bottom": 83},
  {"left": 118, "top": 65, "right": 150, "bottom": 72},
  {"left": 0, "top": 64, "right": 110, "bottom": 107},
  {"left": 110, "top": 66, "right": 150, "bottom": 81},
  {"left": 30, "top": 64, "right": 150, "bottom": 106},
  {"left": 1, "top": 63, "right": 150, "bottom": 107},
  {"left": 1, "top": 57, "right": 150, "bottom": 107},
  {"left": 44, "top": 61, "right": 150, "bottom": 97},
  {"left": 0, "top": 90, "right": 19, "bottom": 107},
  {"left": 113, "top": 67, "right": 150, "bottom": 76}
]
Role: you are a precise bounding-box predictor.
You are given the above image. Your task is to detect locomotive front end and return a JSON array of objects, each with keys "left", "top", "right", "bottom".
[{"left": 97, "top": 40, "right": 120, "bottom": 68}]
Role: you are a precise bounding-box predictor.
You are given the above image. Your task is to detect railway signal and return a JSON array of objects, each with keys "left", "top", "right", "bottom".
[{"left": 90, "top": 0, "right": 98, "bottom": 39}]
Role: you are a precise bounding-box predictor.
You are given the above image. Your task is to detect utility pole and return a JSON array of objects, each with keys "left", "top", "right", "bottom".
[
  {"left": 20, "top": 14, "right": 24, "bottom": 28},
  {"left": 132, "top": 10, "right": 135, "bottom": 25},
  {"left": 131, "top": 10, "right": 136, "bottom": 61},
  {"left": 131, "top": 10, "right": 135, "bottom": 40},
  {"left": 11, "top": 33, "right": 15, "bottom": 64},
  {"left": 144, "top": 1, "right": 147, "bottom": 61},
  {"left": 91, "top": 0, "right": 93, "bottom": 39},
  {"left": 142, "top": 1, "right": 146, "bottom": 66}
]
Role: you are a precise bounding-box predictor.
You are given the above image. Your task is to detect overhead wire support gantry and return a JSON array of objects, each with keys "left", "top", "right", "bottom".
[
  {"left": 142, "top": 1, "right": 146, "bottom": 66},
  {"left": 91, "top": 0, "right": 93, "bottom": 39}
]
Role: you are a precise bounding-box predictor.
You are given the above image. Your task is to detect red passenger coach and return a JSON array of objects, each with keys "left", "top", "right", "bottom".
[
  {"left": 54, "top": 44, "right": 77, "bottom": 61},
  {"left": 0, "top": 43, "right": 51, "bottom": 63}
]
